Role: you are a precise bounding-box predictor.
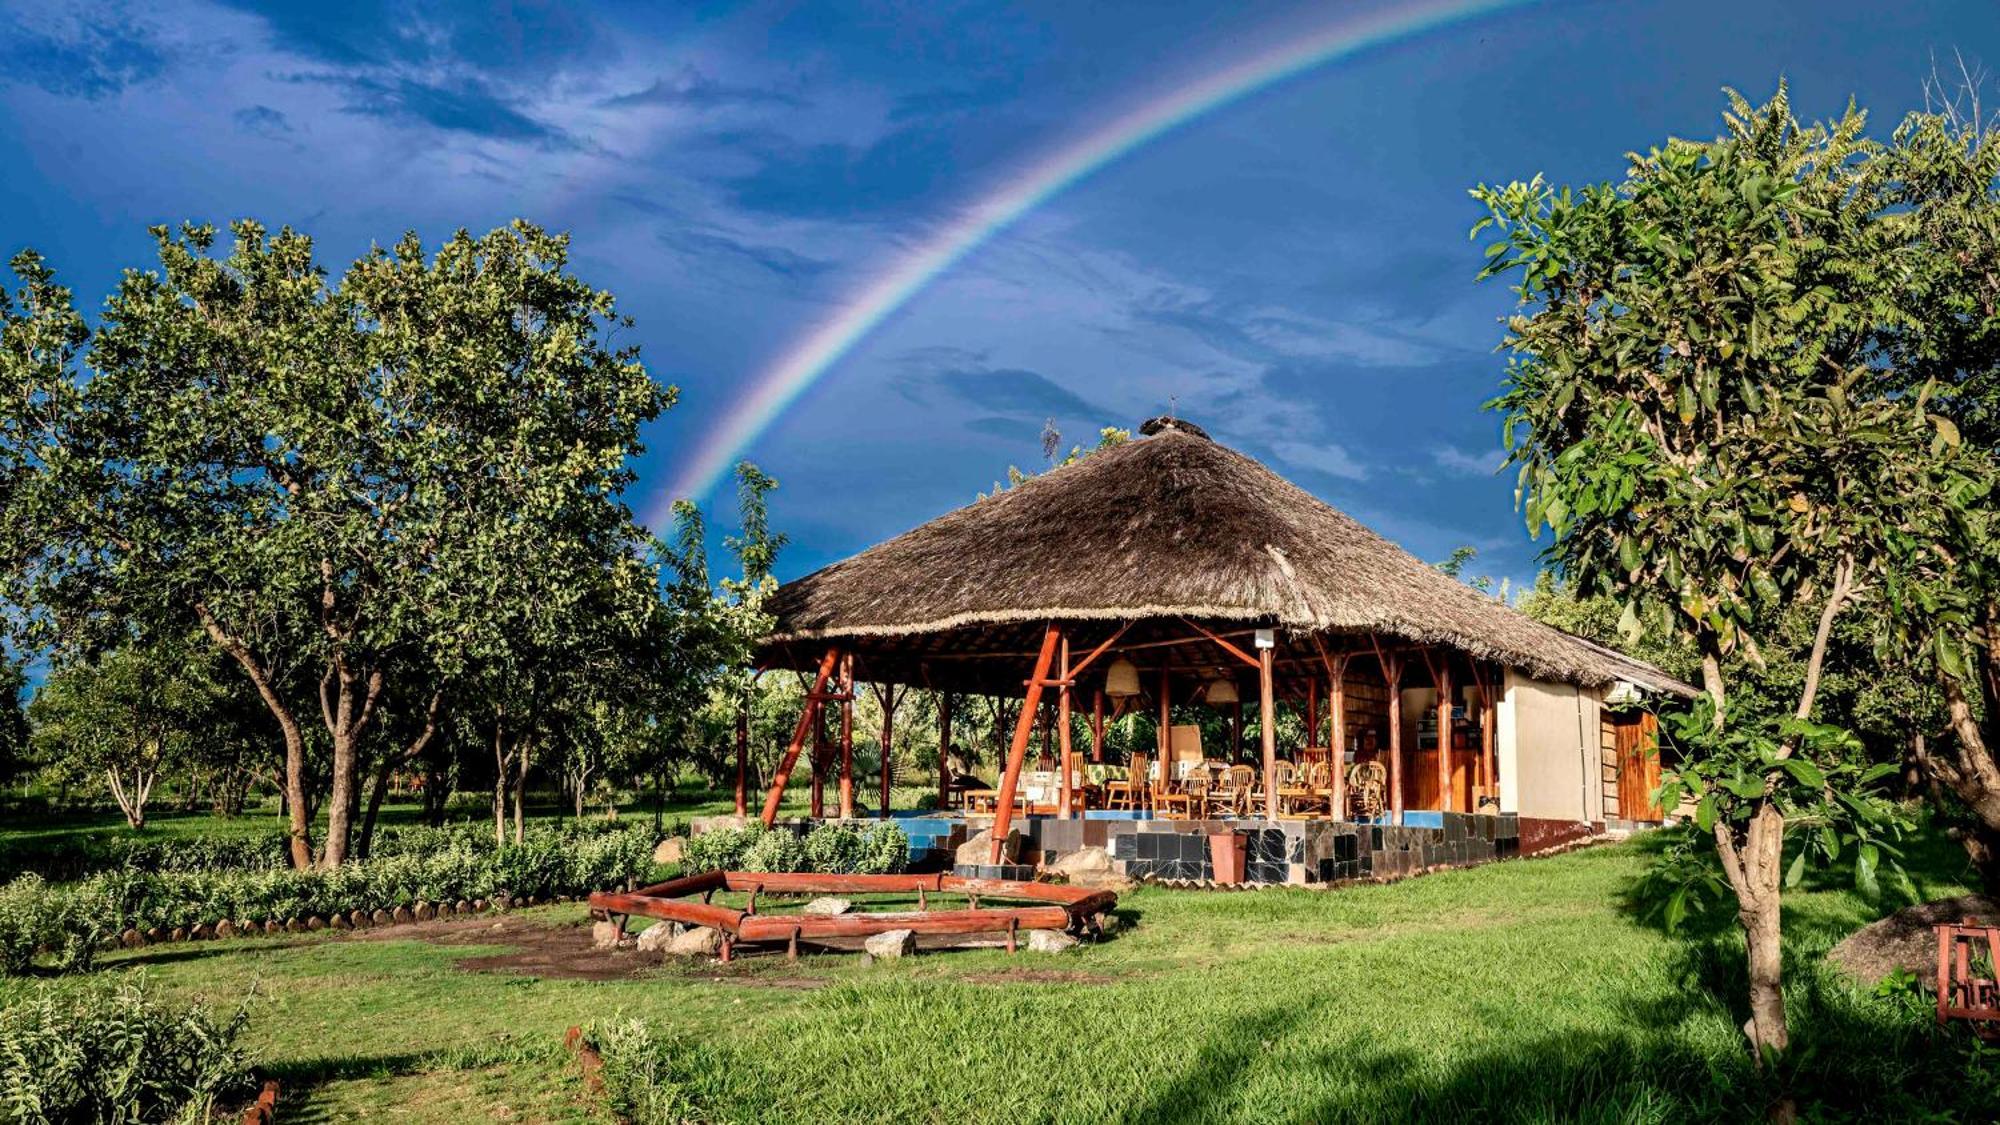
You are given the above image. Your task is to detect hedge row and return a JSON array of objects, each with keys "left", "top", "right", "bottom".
[
  {"left": 680, "top": 822, "right": 908, "bottom": 876},
  {"left": 0, "top": 825, "right": 658, "bottom": 975},
  {"left": 1, "top": 817, "right": 644, "bottom": 882}
]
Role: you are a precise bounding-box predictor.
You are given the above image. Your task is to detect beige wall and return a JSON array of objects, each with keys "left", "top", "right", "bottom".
[{"left": 1499, "top": 669, "right": 1602, "bottom": 822}]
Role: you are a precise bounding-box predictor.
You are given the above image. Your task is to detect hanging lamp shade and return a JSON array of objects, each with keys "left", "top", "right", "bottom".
[
  {"left": 1104, "top": 656, "right": 1141, "bottom": 698},
  {"left": 1204, "top": 676, "right": 1239, "bottom": 706}
]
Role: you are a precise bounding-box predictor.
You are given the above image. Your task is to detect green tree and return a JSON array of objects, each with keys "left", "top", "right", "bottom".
[
  {"left": 0, "top": 221, "right": 670, "bottom": 868},
  {"left": 1475, "top": 85, "right": 1935, "bottom": 1068},
  {"left": 28, "top": 641, "right": 233, "bottom": 828}
]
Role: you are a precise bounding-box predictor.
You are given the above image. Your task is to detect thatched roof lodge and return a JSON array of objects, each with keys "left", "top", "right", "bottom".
[{"left": 750, "top": 417, "right": 1692, "bottom": 871}]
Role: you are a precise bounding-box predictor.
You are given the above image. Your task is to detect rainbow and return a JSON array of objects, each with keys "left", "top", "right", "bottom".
[{"left": 657, "top": 0, "right": 1533, "bottom": 518}]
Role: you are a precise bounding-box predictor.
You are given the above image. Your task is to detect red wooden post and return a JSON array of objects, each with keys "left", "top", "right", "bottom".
[
  {"left": 838, "top": 653, "right": 856, "bottom": 819},
  {"left": 1059, "top": 635, "right": 1074, "bottom": 819},
  {"left": 1376, "top": 643, "right": 1405, "bottom": 824},
  {"left": 810, "top": 688, "right": 827, "bottom": 819},
  {"left": 760, "top": 649, "right": 839, "bottom": 826},
  {"left": 1316, "top": 642, "right": 1349, "bottom": 822},
  {"left": 1157, "top": 665, "right": 1171, "bottom": 801},
  {"left": 937, "top": 692, "right": 954, "bottom": 811},
  {"left": 1435, "top": 654, "right": 1453, "bottom": 813},
  {"left": 1259, "top": 641, "right": 1279, "bottom": 820},
  {"left": 1479, "top": 663, "right": 1497, "bottom": 807},
  {"left": 989, "top": 626, "right": 1063, "bottom": 863},
  {"left": 733, "top": 701, "right": 749, "bottom": 817}
]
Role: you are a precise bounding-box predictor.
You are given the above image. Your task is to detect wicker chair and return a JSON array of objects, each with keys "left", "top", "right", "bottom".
[{"left": 1347, "top": 761, "right": 1388, "bottom": 821}]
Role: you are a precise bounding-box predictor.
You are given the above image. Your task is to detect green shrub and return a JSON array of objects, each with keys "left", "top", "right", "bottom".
[
  {"left": 801, "top": 824, "right": 864, "bottom": 874},
  {"left": 589, "top": 1019, "right": 709, "bottom": 1125},
  {"left": 681, "top": 825, "right": 764, "bottom": 873},
  {"left": 739, "top": 831, "right": 806, "bottom": 874},
  {"left": 0, "top": 976, "right": 252, "bottom": 1123},
  {"left": 0, "top": 874, "right": 111, "bottom": 976},
  {"left": 857, "top": 823, "right": 909, "bottom": 875}
]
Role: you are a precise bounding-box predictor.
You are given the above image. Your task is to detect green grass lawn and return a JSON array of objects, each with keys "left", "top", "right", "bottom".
[
  {"left": 2, "top": 792, "right": 1993, "bottom": 1122},
  {"left": 0, "top": 809, "right": 1990, "bottom": 1123}
]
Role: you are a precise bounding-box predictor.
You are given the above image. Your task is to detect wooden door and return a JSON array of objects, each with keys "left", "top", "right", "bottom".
[{"left": 1614, "top": 712, "right": 1662, "bottom": 821}]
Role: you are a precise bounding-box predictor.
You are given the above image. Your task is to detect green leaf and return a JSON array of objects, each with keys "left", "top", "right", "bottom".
[
  {"left": 1695, "top": 795, "right": 1717, "bottom": 833},
  {"left": 1785, "top": 847, "right": 1807, "bottom": 889},
  {"left": 1778, "top": 758, "right": 1826, "bottom": 788},
  {"left": 1664, "top": 886, "right": 1689, "bottom": 934}
]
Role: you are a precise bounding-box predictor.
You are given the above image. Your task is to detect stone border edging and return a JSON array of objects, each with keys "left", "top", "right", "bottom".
[{"left": 107, "top": 894, "right": 587, "bottom": 951}]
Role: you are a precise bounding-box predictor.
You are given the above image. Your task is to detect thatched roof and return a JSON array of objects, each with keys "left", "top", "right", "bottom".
[{"left": 761, "top": 419, "right": 1693, "bottom": 696}]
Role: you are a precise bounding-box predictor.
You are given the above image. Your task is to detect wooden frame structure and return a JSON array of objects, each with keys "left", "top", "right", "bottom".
[
  {"left": 1937, "top": 922, "right": 2000, "bottom": 1035},
  {"left": 590, "top": 870, "right": 1116, "bottom": 960},
  {"left": 757, "top": 614, "right": 1510, "bottom": 845}
]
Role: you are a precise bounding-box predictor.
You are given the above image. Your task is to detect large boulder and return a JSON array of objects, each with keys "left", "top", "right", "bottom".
[
  {"left": 1069, "top": 871, "right": 1136, "bottom": 893},
  {"left": 591, "top": 921, "right": 625, "bottom": 950},
  {"left": 666, "top": 926, "right": 724, "bottom": 958},
  {"left": 801, "top": 897, "right": 853, "bottom": 916},
  {"left": 634, "top": 922, "right": 680, "bottom": 953},
  {"left": 690, "top": 815, "right": 754, "bottom": 836},
  {"left": 653, "top": 837, "right": 686, "bottom": 865},
  {"left": 1044, "top": 846, "right": 1112, "bottom": 876},
  {"left": 863, "top": 929, "right": 917, "bottom": 960},
  {"left": 955, "top": 827, "right": 1022, "bottom": 866},
  {"left": 1027, "top": 929, "right": 1080, "bottom": 954},
  {"left": 1828, "top": 894, "right": 2000, "bottom": 988}
]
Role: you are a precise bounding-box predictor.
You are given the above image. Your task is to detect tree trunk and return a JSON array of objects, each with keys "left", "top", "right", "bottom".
[
  {"left": 1926, "top": 672, "right": 2000, "bottom": 895},
  {"left": 197, "top": 605, "right": 314, "bottom": 868},
  {"left": 106, "top": 767, "right": 153, "bottom": 830},
  {"left": 1716, "top": 802, "right": 1790, "bottom": 1059},
  {"left": 513, "top": 737, "right": 531, "bottom": 845},
  {"left": 357, "top": 693, "right": 442, "bottom": 860},
  {"left": 492, "top": 720, "right": 509, "bottom": 846}
]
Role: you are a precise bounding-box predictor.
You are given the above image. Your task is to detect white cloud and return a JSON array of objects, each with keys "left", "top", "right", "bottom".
[
  {"left": 1267, "top": 439, "right": 1369, "bottom": 481},
  {"left": 1431, "top": 444, "right": 1498, "bottom": 476}
]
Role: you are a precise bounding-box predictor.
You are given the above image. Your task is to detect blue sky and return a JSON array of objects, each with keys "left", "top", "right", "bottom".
[{"left": 2, "top": 0, "right": 1995, "bottom": 591}]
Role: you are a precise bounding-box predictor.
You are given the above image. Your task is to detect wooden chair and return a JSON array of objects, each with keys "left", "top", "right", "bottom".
[
  {"left": 1346, "top": 761, "right": 1388, "bottom": 821},
  {"left": 1103, "top": 756, "right": 1146, "bottom": 812},
  {"left": 1151, "top": 761, "right": 1192, "bottom": 819},
  {"left": 1287, "top": 762, "right": 1334, "bottom": 818},
  {"left": 1937, "top": 922, "right": 2000, "bottom": 1038}
]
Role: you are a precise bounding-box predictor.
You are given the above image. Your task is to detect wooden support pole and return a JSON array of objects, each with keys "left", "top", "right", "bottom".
[
  {"left": 760, "top": 649, "right": 839, "bottom": 827},
  {"left": 1232, "top": 700, "right": 1243, "bottom": 761},
  {"left": 989, "top": 626, "right": 1063, "bottom": 864},
  {"left": 937, "top": 692, "right": 954, "bottom": 811},
  {"left": 1259, "top": 641, "right": 1279, "bottom": 820},
  {"left": 1314, "top": 637, "right": 1349, "bottom": 822},
  {"left": 1476, "top": 662, "right": 1497, "bottom": 808},
  {"left": 1059, "top": 635, "right": 1074, "bottom": 819},
  {"left": 1379, "top": 645, "right": 1405, "bottom": 823},
  {"left": 810, "top": 687, "right": 827, "bottom": 819},
  {"left": 838, "top": 653, "right": 856, "bottom": 819},
  {"left": 733, "top": 701, "right": 749, "bottom": 817},
  {"left": 875, "top": 684, "right": 897, "bottom": 820},
  {"left": 1091, "top": 689, "right": 1105, "bottom": 764},
  {"left": 1435, "top": 655, "right": 1453, "bottom": 814},
  {"left": 1157, "top": 665, "right": 1171, "bottom": 796}
]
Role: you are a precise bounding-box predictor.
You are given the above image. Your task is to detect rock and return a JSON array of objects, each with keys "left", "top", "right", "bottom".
[
  {"left": 372, "top": 909, "right": 393, "bottom": 926},
  {"left": 349, "top": 910, "right": 370, "bottom": 928},
  {"left": 492, "top": 892, "right": 513, "bottom": 912},
  {"left": 305, "top": 916, "right": 325, "bottom": 931},
  {"left": 170, "top": 926, "right": 189, "bottom": 943},
  {"left": 262, "top": 920, "right": 282, "bottom": 936},
  {"left": 1044, "top": 846, "right": 1112, "bottom": 876},
  {"left": 955, "top": 827, "right": 1022, "bottom": 866},
  {"left": 634, "top": 922, "right": 680, "bottom": 953},
  {"left": 801, "top": 897, "right": 854, "bottom": 916},
  {"left": 329, "top": 914, "right": 350, "bottom": 931},
  {"left": 472, "top": 898, "right": 489, "bottom": 913},
  {"left": 392, "top": 906, "right": 414, "bottom": 924},
  {"left": 1027, "top": 930, "right": 1080, "bottom": 954},
  {"left": 1096, "top": 912, "right": 1129, "bottom": 936},
  {"left": 189, "top": 923, "right": 212, "bottom": 941},
  {"left": 283, "top": 919, "right": 304, "bottom": 934},
  {"left": 1068, "top": 872, "right": 1137, "bottom": 893},
  {"left": 236, "top": 920, "right": 255, "bottom": 936},
  {"left": 653, "top": 837, "right": 686, "bottom": 865},
  {"left": 216, "top": 920, "right": 238, "bottom": 939},
  {"left": 415, "top": 902, "right": 435, "bottom": 922},
  {"left": 1829, "top": 894, "right": 2000, "bottom": 988},
  {"left": 591, "top": 921, "right": 625, "bottom": 950},
  {"left": 120, "top": 928, "right": 144, "bottom": 949},
  {"left": 690, "top": 814, "right": 753, "bottom": 836},
  {"left": 665, "top": 926, "right": 723, "bottom": 957},
  {"left": 863, "top": 929, "right": 917, "bottom": 960},
  {"left": 456, "top": 900, "right": 473, "bottom": 914},
  {"left": 145, "top": 927, "right": 165, "bottom": 943}
]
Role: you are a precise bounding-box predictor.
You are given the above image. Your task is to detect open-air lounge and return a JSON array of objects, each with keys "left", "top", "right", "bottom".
[{"left": 735, "top": 417, "right": 1694, "bottom": 886}]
